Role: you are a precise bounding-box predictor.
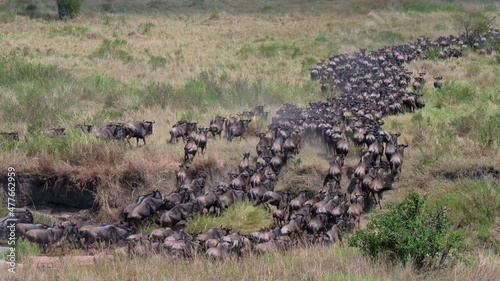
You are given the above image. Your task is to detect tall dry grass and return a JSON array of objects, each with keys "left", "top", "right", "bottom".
[{"left": 7, "top": 247, "right": 500, "bottom": 281}]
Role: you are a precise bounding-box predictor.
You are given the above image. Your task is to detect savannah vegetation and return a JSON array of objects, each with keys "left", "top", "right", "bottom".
[{"left": 0, "top": 0, "right": 499, "bottom": 280}]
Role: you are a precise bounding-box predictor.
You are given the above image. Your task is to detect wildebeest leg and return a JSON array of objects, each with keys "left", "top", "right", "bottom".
[{"left": 126, "top": 137, "right": 133, "bottom": 148}]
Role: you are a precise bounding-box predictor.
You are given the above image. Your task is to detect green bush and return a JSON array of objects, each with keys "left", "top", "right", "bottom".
[
  {"left": 65, "top": 0, "right": 83, "bottom": 19},
  {"left": 25, "top": 4, "right": 38, "bottom": 18},
  {"left": 349, "top": 191, "right": 468, "bottom": 270}
]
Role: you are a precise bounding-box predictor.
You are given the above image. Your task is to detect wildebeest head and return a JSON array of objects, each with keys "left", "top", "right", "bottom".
[{"left": 142, "top": 120, "right": 155, "bottom": 135}]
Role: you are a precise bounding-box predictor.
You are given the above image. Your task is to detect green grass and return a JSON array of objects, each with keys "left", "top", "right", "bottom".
[
  {"left": 186, "top": 201, "right": 273, "bottom": 235},
  {"left": 51, "top": 25, "right": 90, "bottom": 37},
  {"left": 91, "top": 38, "right": 134, "bottom": 63},
  {"left": 426, "top": 180, "right": 500, "bottom": 252}
]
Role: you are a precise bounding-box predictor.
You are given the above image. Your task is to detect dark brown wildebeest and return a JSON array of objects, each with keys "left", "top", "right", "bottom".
[
  {"left": 184, "top": 136, "right": 198, "bottom": 160},
  {"left": 323, "top": 155, "right": 343, "bottom": 186},
  {"left": 230, "top": 171, "right": 251, "bottom": 191},
  {"left": 195, "top": 191, "right": 219, "bottom": 214},
  {"left": 123, "top": 120, "right": 155, "bottom": 146},
  {"left": 0, "top": 132, "right": 19, "bottom": 141},
  {"left": 78, "top": 225, "right": 129, "bottom": 251},
  {"left": 74, "top": 124, "right": 93, "bottom": 133},
  {"left": 385, "top": 132, "right": 400, "bottom": 163},
  {"left": 150, "top": 227, "right": 175, "bottom": 242},
  {"left": 126, "top": 196, "right": 166, "bottom": 222},
  {"left": 25, "top": 224, "right": 68, "bottom": 253},
  {"left": 94, "top": 123, "right": 127, "bottom": 140},
  {"left": 283, "top": 131, "right": 302, "bottom": 156},
  {"left": 271, "top": 135, "right": 284, "bottom": 155},
  {"left": 122, "top": 190, "right": 163, "bottom": 221},
  {"left": 390, "top": 144, "right": 408, "bottom": 181},
  {"left": 347, "top": 194, "right": 364, "bottom": 229},
  {"left": 209, "top": 116, "right": 226, "bottom": 139},
  {"left": 238, "top": 152, "right": 250, "bottom": 173},
  {"left": 433, "top": 76, "right": 443, "bottom": 89},
  {"left": 250, "top": 227, "right": 281, "bottom": 243},
  {"left": 195, "top": 127, "right": 209, "bottom": 155},
  {"left": 224, "top": 116, "right": 238, "bottom": 139},
  {"left": 46, "top": 127, "right": 66, "bottom": 137},
  {"left": 177, "top": 164, "right": 189, "bottom": 188},
  {"left": 216, "top": 186, "right": 241, "bottom": 214},
  {"left": 322, "top": 220, "right": 344, "bottom": 245},
  {"left": 227, "top": 119, "right": 252, "bottom": 142},
  {"left": 159, "top": 203, "right": 196, "bottom": 227},
  {"left": 15, "top": 223, "right": 50, "bottom": 240},
  {"left": 196, "top": 228, "right": 229, "bottom": 244},
  {"left": 170, "top": 121, "right": 198, "bottom": 144}
]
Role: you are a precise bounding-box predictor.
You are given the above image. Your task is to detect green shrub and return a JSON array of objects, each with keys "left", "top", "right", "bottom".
[
  {"left": 25, "top": 4, "right": 38, "bottom": 18},
  {"left": 349, "top": 191, "right": 468, "bottom": 270},
  {"left": 65, "top": 0, "right": 83, "bottom": 19}
]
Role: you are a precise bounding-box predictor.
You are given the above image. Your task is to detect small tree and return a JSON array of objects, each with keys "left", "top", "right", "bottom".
[
  {"left": 453, "top": 11, "right": 495, "bottom": 47},
  {"left": 56, "top": 0, "right": 82, "bottom": 20},
  {"left": 349, "top": 191, "right": 468, "bottom": 270}
]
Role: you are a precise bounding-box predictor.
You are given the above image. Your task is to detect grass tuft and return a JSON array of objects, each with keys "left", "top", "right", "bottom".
[{"left": 186, "top": 201, "right": 273, "bottom": 235}]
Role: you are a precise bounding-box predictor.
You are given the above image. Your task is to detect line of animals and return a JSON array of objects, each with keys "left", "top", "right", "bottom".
[
  {"left": 1, "top": 31, "right": 497, "bottom": 259},
  {"left": 0, "top": 105, "right": 269, "bottom": 151}
]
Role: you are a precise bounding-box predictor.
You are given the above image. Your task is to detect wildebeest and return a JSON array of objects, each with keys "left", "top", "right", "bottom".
[
  {"left": 94, "top": 123, "right": 127, "bottom": 140},
  {"left": 227, "top": 119, "right": 252, "bottom": 142},
  {"left": 122, "top": 190, "right": 163, "bottom": 221},
  {"left": 126, "top": 196, "right": 166, "bottom": 222},
  {"left": 159, "top": 203, "right": 196, "bottom": 227},
  {"left": 78, "top": 224, "right": 129, "bottom": 251},
  {"left": 390, "top": 144, "right": 408, "bottom": 180},
  {"left": 238, "top": 152, "right": 251, "bottom": 173},
  {"left": 25, "top": 224, "right": 68, "bottom": 253},
  {"left": 195, "top": 127, "right": 209, "bottom": 155},
  {"left": 184, "top": 136, "right": 198, "bottom": 160},
  {"left": 123, "top": 120, "right": 155, "bottom": 146},
  {"left": 170, "top": 121, "right": 198, "bottom": 144},
  {"left": 46, "top": 127, "right": 66, "bottom": 137},
  {"left": 209, "top": 116, "right": 226, "bottom": 139},
  {"left": 150, "top": 227, "right": 175, "bottom": 242},
  {"left": 177, "top": 164, "right": 189, "bottom": 188},
  {"left": 15, "top": 223, "right": 50, "bottom": 240},
  {"left": 0, "top": 132, "right": 19, "bottom": 141}
]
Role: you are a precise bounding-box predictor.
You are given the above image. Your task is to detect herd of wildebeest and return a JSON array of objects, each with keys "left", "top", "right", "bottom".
[{"left": 1, "top": 29, "right": 499, "bottom": 259}]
